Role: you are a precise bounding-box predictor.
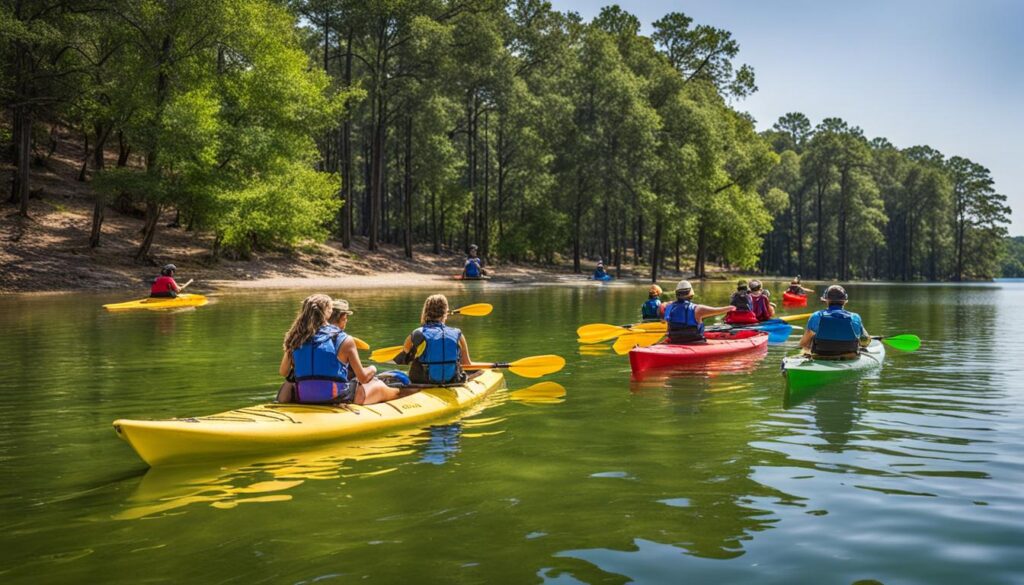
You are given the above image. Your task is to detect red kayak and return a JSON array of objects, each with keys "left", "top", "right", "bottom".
[
  {"left": 782, "top": 291, "right": 807, "bottom": 305},
  {"left": 628, "top": 330, "right": 769, "bottom": 377}
]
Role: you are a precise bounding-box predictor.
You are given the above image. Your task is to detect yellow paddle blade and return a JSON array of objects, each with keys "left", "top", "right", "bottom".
[
  {"left": 350, "top": 337, "right": 370, "bottom": 351},
  {"left": 465, "top": 355, "right": 566, "bottom": 378},
  {"left": 630, "top": 322, "right": 666, "bottom": 333},
  {"left": 578, "top": 327, "right": 631, "bottom": 344},
  {"left": 370, "top": 345, "right": 405, "bottom": 363},
  {"left": 451, "top": 303, "right": 493, "bottom": 317},
  {"left": 779, "top": 312, "right": 813, "bottom": 323},
  {"left": 509, "top": 381, "right": 567, "bottom": 404},
  {"left": 612, "top": 332, "right": 665, "bottom": 355},
  {"left": 576, "top": 323, "right": 626, "bottom": 338}
]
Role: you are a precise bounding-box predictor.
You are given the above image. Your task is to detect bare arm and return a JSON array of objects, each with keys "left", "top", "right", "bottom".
[
  {"left": 694, "top": 304, "right": 735, "bottom": 321},
  {"left": 339, "top": 337, "right": 376, "bottom": 383},
  {"left": 278, "top": 351, "right": 292, "bottom": 377},
  {"left": 800, "top": 329, "right": 814, "bottom": 351}
]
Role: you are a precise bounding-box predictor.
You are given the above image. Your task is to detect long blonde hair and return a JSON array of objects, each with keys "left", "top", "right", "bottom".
[
  {"left": 420, "top": 294, "right": 449, "bottom": 324},
  {"left": 283, "top": 294, "right": 332, "bottom": 350}
]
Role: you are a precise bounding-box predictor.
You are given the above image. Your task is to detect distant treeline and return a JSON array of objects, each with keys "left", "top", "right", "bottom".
[
  {"left": 1001, "top": 237, "right": 1024, "bottom": 278},
  {"left": 2, "top": 1, "right": 1011, "bottom": 280}
]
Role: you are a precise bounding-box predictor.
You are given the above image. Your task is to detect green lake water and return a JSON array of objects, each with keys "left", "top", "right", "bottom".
[{"left": 1, "top": 280, "right": 1022, "bottom": 584}]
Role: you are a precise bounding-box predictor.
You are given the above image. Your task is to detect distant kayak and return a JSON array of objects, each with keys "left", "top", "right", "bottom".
[
  {"left": 781, "top": 339, "right": 885, "bottom": 390},
  {"left": 782, "top": 291, "right": 807, "bottom": 305},
  {"left": 628, "top": 330, "right": 768, "bottom": 376},
  {"left": 114, "top": 370, "right": 505, "bottom": 467},
  {"left": 590, "top": 274, "right": 613, "bottom": 281},
  {"left": 103, "top": 294, "right": 208, "bottom": 312}
]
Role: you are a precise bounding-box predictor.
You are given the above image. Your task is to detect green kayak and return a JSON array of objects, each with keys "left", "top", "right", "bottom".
[{"left": 781, "top": 339, "right": 885, "bottom": 391}]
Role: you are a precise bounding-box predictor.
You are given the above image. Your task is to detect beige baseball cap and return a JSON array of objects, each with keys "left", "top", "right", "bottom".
[{"left": 332, "top": 299, "right": 354, "bottom": 314}]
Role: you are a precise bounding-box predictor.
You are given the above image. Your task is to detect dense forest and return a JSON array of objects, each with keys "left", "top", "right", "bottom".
[{"left": 1, "top": 0, "right": 1013, "bottom": 281}]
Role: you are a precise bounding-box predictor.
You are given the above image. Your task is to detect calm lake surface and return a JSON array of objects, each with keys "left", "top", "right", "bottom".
[{"left": 1, "top": 280, "right": 1022, "bottom": 584}]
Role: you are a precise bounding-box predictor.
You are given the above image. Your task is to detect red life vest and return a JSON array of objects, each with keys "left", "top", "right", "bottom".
[
  {"left": 751, "top": 294, "right": 772, "bottom": 321},
  {"left": 150, "top": 275, "right": 178, "bottom": 296}
]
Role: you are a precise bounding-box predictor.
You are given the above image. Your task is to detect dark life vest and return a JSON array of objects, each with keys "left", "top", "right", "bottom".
[
  {"left": 812, "top": 306, "right": 861, "bottom": 355},
  {"left": 411, "top": 322, "right": 464, "bottom": 384},
  {"left": 663, "top": 300, "right": 704, "bottom": 344},
  {"left": 788, "top": 284, "right": 803, "bottom": 294},
  {"left": 292, "top": 325, "right": 349, "bottom": 403},
  {"left": 641, "top": 298, "right": 662, "bottom": 320},
  {"left": 730, "top": 291, "right": 752, "bottom": 311}
]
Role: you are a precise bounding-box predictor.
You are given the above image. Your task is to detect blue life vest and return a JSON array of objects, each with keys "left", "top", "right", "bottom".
[
  {"left": 663, "top": 300, "right": 704, "bottom": 344},
  {"left": 812, "top": 306, "right": 861, "bottom": 355},
  {"left": 292, "top": 325, "right": 349, "bottom": 403},
  {"left": 413, "top": 322, "right": 463, "bottom": 384},
  {"left": 465, "top": 258, "right": 482, "bottom": 278},
  {"left": 641, "top": 298, "right": 662, "bottom": 320}
]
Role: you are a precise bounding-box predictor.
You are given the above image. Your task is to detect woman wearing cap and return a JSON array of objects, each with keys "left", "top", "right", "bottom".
[
  {"left": 150, "top": 264, "right": 182, "bottom": 298},
  {"left": 658, "top": 280, "right": 736, "bottom": 344},
  {"left": 641, "top": 284, "right": 663, "bottom": 321},
  {"left": 749, "top": 280, "right": 775, "bottom": 321},
  {"left": 463, "top": 245, "right": 486, "bottom": 278},
  {"left": 799, "top": 285, "right": 870, "bottom": 356},
  {"left": 724, "top": 279, "right": 759, "bottom": 325},
  {"left": 277, "top": 295, "right": 398, "bottom": 405},
  {"left": 395, "top": 294, "right": 480, "bottom": 384}
]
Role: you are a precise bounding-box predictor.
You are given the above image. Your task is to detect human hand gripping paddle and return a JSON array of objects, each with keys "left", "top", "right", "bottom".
[{"left": 369, "top": 303, "right": 493, "bottom": 362}]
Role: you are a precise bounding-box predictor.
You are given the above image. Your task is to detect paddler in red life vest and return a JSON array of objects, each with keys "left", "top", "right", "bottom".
[
  {"left": 800, "top": 285, "right": 871, "bottom": 357},
  {"left": 724, "top": 279, "right": 760, "bottom": 325},
  {"left": 658, "top": 280, "right": 735, "bottom": 344},
  {"left": 150, "top": 264, "right": 182, "bottom": 298},
  {"left": 749, "top": 279, "right": 775, "bottom": 321},
  {"left": 462, "top": 244, "right": 487, "bottom": 278}
]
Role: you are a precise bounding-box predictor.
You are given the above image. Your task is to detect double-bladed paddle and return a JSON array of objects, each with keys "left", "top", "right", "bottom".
[
  {"left": 872, "top": 334, "right": 921, "bottom": 352},
  {"left": 464, "top": 355, "right": 566, "bottom": 378},
  {"left": 369, "top": 303, "right": 494, "bottom": 362}
]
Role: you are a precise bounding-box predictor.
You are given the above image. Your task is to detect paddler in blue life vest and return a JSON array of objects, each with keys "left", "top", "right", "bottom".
[
  {"left": 396, "top": 294, "right": 482, "bottom": 384},
  {"left": 462, "top": 244, "right": 487, "bottom": 278},
  {"left": 658, "top": 280, "right": 736, "bottom": 344},
  {"left": 592, "top": 260, "right": 610, "bottom": 280},
  {"left": 724, "top": 279, "right": 760, "bottom": 325},
  {"left": 641, "top": 284, "right": 663, "bottom": 321},
  {"left": 749, "top": 279, "right": 775, "bottom": 321},
  {"left": 277, "top": 295, "right": 398, "bottom": 405},
  {"left": 800, "top": 285, "right": 871, "bottom": 357}
]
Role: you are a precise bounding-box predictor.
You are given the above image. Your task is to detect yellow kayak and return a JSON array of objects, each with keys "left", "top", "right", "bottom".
[
  {"left": 103, "top": 293, "right": 208, "bottom": 311},
  {"left": 113, "top": 370, "right": 506, "bottom": 467}
]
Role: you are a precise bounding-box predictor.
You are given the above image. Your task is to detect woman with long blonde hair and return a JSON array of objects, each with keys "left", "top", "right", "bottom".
[
  {"left": 395, "top": 294, "right": 478, "bottom": 384},
  {"left": 277, "top": 294, "right": 398, "bottom": 404}
]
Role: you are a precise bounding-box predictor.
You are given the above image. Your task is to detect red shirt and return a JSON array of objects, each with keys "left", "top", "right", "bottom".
[{"left": 151, "top": 275, "right": 179, "bottom": 295}]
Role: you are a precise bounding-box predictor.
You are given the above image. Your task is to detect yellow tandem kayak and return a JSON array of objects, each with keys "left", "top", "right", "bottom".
[
  {"left": 113, "top": 370, "right": 506, "bottom": 467},
  {"left": 103, "top": 293, "right": 208, "bottom": 311}
]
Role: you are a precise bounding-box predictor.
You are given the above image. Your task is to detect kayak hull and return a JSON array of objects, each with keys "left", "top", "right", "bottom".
[
  {"left": 628, "top": 330, "right": 769, "bottom": 376},
  {"left": 113, "top": 370, "right": 505, "bottom": 467},
  {"left": 103, "top": 294, "right": 208, "bottom": 311},
  {"left": 782, "top": 340, "right": 885, "bottom": 390},
  {"left": 782, "top": 291, "right": 807, "bottom": 305}
]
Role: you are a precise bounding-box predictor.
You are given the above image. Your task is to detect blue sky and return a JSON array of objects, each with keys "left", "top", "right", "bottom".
[{"left": 550, "top": 0, "right": 1024, "bottom": 235}]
